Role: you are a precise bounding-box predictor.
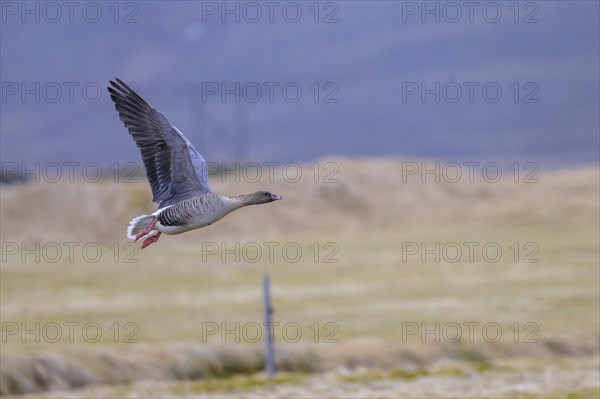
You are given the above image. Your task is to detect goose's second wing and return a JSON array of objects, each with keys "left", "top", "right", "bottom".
[{"left": 108, "top": 79, "right": 210, "bottom": 207}]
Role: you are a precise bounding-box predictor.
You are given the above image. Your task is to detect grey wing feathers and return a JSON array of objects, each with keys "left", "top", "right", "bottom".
[{"left": 108, "top": 79, "right": 210, "bottom": 207}]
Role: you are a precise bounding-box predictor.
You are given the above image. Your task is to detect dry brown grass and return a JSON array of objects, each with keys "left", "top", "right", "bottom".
[{"left": 0, "top": 345, "right": 316, "bottom": 396}]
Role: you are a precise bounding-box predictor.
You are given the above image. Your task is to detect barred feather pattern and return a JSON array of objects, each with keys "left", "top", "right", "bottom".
[{"left": 157, "top": 192, "right": 235, "bottom": 228}]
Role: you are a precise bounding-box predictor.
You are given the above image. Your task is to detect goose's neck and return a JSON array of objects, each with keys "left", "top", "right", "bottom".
[{"left": 221, "top": 194, "right": 251, "bottom": 210}]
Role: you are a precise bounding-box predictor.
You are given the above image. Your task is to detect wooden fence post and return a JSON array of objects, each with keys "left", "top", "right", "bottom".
[{"left": 263, "top": 273, "right": 275, "bottom": 377}]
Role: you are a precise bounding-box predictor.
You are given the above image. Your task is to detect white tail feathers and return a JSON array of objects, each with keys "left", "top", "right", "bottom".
[{"left": 126, "top": 214, "right": 157, "bottom": 240}]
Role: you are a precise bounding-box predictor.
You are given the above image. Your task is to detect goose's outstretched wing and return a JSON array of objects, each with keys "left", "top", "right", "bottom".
[{"left": 108, "top": 79, "right": 210, "bottom": 208}]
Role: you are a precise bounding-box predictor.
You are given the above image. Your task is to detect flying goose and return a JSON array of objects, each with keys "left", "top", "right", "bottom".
[{"left": 108, "top": 79, "right": 282, "bottom": 249}]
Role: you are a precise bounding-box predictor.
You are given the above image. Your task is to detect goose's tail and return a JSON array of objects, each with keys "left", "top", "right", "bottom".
[{"left": 126, "top": 214, "right": 157, "bottom": 240}]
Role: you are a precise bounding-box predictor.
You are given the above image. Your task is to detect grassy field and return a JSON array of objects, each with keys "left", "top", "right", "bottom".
[{"left": 1, "top": 159, "right": 598, "bottom": 397}]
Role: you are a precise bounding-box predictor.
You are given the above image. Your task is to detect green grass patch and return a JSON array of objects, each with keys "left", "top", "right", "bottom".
[{"left": 167, "top": 373, "right": 307, "bottom": 395}]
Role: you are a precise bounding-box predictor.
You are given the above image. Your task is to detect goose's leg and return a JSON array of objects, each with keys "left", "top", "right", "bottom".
[
  {"left": 141, "top": 232, "right": 161, "bottom": 249},
  {"left": 134, "top": 217, "right": 158, "bottom": 241}
]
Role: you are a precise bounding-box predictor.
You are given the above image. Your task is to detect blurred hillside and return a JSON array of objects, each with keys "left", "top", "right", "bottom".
[
  {"left": 1, "top": 2, "right": 599, "bottom": 166},
  {"left": 1, "top": 158, "right": 598, "bottom": 244}
]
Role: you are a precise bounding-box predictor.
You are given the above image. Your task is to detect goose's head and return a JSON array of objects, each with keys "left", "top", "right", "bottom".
[
  {"left": 251, "top": 191, "right": 283, "bottom": 204},
  {"left": 231, "top": 191, "right": 283, "bottom": 206}
]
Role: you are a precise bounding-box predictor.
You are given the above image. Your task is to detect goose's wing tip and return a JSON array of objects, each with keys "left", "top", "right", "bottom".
[{"left": 108, "top": 78, "right": 132, "bottom": 92}]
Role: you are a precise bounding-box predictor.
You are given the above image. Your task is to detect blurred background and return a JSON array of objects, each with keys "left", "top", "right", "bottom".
[
  {"left": 1, "top": 1, "right": 599, "bottom": 397},
  {"left": 2, "top": 0, "right": 599, "bottom": 167}
]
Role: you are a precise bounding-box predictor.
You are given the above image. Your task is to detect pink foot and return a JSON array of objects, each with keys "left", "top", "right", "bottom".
[
  {"left": 141, "top": 232, "right": 161, "bottom": 249},
  {"left": 134, "top": 217, "right": 158, "bottom": 242}
]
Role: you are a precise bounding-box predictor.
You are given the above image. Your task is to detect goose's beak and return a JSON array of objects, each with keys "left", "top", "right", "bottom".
[{"left": 271, "top": 193, "right": 283, "bottom": 201}]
